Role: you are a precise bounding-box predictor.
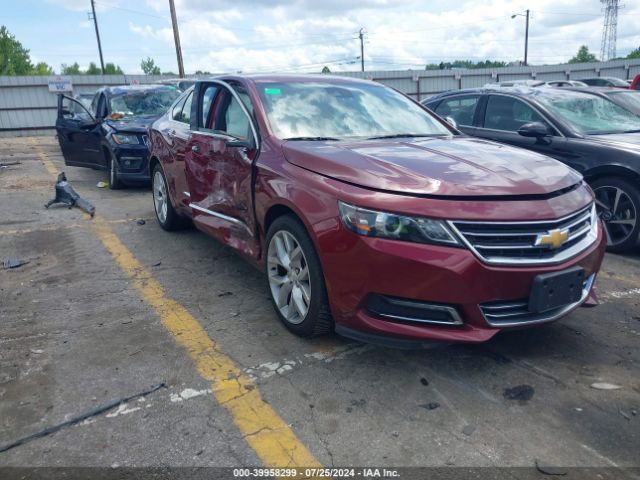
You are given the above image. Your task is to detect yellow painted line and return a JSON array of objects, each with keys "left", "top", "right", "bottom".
[{"left": 32, "top": 142, "right": 322, "bottom": 471}]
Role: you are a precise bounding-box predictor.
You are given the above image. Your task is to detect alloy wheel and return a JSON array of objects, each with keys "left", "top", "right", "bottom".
[
  {"left": 267, "top": 230, "right": 311, "bottom": 325},
  {"left": 594, "top": 185, "right": 637, "bottom": 247},
  {"left": 153, "top": 170, "right": 168, "bottom": 224}
]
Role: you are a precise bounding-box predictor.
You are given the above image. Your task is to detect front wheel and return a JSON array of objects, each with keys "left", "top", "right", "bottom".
[
  {"left": 152, "top": 164, "right": 187, "bottom": 231},
  {"left": 108, "top": 153, "right": 123, "bottom": 190},
  {"left": 592, "top": 176, "right": 640, "bottom": 253},
  {"left": 265, "top": 215, "right": 333, "bottom": 337}
]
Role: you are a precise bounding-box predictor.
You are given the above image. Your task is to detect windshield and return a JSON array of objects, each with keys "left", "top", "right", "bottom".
[
  {"left": 256, "top": 80, "right": 451, "bottom": 140},
  {"left": 109, "top": 88, "right": 181, "bottom": 118},
  {"left": 534, "top": 90, "right": 640, "bottom": 134},
  {"left": 606, "top": 77, "right": 631, "bottom": 87}
]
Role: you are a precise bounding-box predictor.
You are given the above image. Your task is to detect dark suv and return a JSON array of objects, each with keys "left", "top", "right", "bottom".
[
  {"left": 56, "top": 85, "right": 180, "bottom": 189},
  {"left": 423, "top": 87, "right": 640, "bottom": 252}
]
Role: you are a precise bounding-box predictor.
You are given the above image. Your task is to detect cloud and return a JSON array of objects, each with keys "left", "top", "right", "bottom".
[{"left": 123, "top": 0, "right": 640, "bottom": 73}]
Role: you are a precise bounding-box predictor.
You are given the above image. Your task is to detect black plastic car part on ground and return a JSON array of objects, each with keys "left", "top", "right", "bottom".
[
  {"left": 423, "top": 87, "right": 640, "bottom": 252},
  {"left": 55, "top": 84, "right": 181, "bottom": 189}
]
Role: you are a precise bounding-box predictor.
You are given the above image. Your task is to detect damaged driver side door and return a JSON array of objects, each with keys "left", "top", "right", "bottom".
[{"left": 185, "top": 80, "right": 261, "bottom": 259}]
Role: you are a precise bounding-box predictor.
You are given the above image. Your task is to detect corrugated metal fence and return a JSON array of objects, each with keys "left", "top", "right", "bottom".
[{"left": 1, "top": 58, "right": 639, "bottom": 137}]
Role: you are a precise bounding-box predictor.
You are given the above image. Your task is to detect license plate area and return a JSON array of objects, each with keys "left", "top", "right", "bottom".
[{"left": 528, "top": 266, "right": 585, "bottom": 313}]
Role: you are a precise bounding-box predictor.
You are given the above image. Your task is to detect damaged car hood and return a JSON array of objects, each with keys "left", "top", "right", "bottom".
[{"left": 282, "top": 136, "right": 582, "bottom": 197}]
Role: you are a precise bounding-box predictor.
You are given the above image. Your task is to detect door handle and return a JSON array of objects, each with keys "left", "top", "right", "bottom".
[{"left": 191, "top": 145, "right": 200, "bottom": 153}]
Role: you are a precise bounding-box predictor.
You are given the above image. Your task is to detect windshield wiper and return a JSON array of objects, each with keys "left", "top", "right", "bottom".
[
  {"left": 284, "top": 136, "right": 340, "bottom": 141},
  {"left": 367, "top": 133, "right": 442, "bottom": 140}
]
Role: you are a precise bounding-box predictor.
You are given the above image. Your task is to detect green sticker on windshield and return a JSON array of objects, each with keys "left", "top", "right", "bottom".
[{"left": 264, "top": 87, "right": 281, "bottom": 95}]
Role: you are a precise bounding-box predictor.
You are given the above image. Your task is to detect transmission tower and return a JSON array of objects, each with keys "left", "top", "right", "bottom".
[{"left": 600, "top": 0, "right": 620, "bottom": 61}]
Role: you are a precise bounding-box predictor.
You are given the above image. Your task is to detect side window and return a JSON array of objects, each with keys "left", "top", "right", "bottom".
[
  {"left": 90, "top": 92, "right": 100, "bottom": 117},
  {"left": 201, "top": 85, "right": 219, "bottom": 129},
  {"left": 434, "top": 95, "right": 480, "bottom": 127},
  {"left": 172, "top": 94, "right": 187, "bottom": 122},
  {"left": 180, "top": 92, "right": 193, "bottom": 124},
  {"left": 214, "top": 90, "right": 251, "bottom": 139},
  {"left": 96, "top": 94, "right": 108, "bottom": 118},
  {"left": 483, "top": 96, "right": 548, "bottom": 132}
]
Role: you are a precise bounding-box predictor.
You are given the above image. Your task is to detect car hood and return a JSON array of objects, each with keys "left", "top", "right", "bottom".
[
  {"left": 586, "top": 132, "right": 640, "bottom": 151},
  {"left": 282, "top": 136, "right": 582, "bottom": 197},
  {"left": 105, "top": 115, "right": 156, "bottom": 133}
]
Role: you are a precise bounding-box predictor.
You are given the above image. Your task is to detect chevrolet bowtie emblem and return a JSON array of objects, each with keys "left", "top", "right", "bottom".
[{"left": 535, "top": 228, "right": 570, "bottom": 249}]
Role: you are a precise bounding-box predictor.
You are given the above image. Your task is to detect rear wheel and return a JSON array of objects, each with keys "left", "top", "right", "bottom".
[
  {"left": 592, "top": 176, "right": 640, "bottom": 252},
  {"left": 266, "top": 215, "right": 333, "bottom": 337},
  {"left": 152, "top": 164, "right": 187, "bottom": 231}
]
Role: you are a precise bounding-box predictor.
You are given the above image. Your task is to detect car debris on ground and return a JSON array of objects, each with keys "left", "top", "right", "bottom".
[
  {"left": 3, "top": 258, "right": 29, "bottom": 270},
  {"left": 45, "top": 172, "right": 95, "bottom": 217}
]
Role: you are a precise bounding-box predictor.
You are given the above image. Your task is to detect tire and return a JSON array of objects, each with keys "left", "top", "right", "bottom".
[
  {"left": 591, "top": 176, "right": 640, "bottom": 253},
  {"left": 265, "top": 215, "right": 333, "bottom": 337},
  {"left": 108, "top": 152, "right": 123, "bottom": 190},
  {"left": 152, "top": 163, "right": 188, "bottom": 231}
]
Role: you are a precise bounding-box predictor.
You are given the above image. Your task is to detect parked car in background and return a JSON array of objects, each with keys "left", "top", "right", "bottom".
[
  {"left": 424, "top": 87, "right": 640, "bottom": 251},
  {"left": 563, "top": 86, "right": 640, "bottom": 116},
  {"left": 547, "top": 80, "right": 588, "bottom": 87},
  {"left": 56, "top": 84, "right": 181, "bottom": 189},
  {"left": 158, "top": 78, "right": 196, "bottom": 92},
  {"left": 148, "top": 75, "right": 604, "bottom": 347},
  {"left": 580, "top": 77, "right": 630, "bottom": 88}
]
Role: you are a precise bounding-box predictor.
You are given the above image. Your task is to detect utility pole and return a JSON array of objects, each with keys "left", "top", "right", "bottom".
[
  {"left": 169, "top": 0, "right": 185, "bottom": 78},
  {"left": 524, "top": 9, "right": 529, "bottom": 66},
  {"left": 511, "top": 10, "right": 529, "bottom": 66},
  {"left": 359, "top": 28, "right": 365, "bottom": 72},
  {"left": 90, "top": 0, "right": 105, "bottom": 74}
]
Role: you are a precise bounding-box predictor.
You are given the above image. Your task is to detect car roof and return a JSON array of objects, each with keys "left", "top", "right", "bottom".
[
  {"left": 424, "top": 85, "right": 608, "bottom": 104},
  {"left": 100, "top": 84, "right": 179, "bottom": 96},
  {"left": 202, "top": 73, "right": 380, "bottom": 87}
]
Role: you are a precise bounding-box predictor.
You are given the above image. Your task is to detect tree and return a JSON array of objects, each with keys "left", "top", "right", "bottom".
[
  {"left": 141, "top": 57, "right": 160, "bottom": 75},
  {"left": 61, "top": 62, "right": 81, "bottom": 74},
  {"left": 627, "top": 46, "right": 640, "bottom": 59},
  {"left": 321, "top": 66, "right": 331, "bottom": 74},
  {"left": 103, "top": 62, "right": 123, "bottom": 74},
  {"left": 32, "top": 62, "right": 53, "bottom": 75},
  {"left": 569, "top": 45, "right": 598, "bottom": 64},
  {"left": 0, "top": 25, "right": 34, "bottom": 75},
  {"left": 85, "top": 62, "right": 101, "bottom": 74}
]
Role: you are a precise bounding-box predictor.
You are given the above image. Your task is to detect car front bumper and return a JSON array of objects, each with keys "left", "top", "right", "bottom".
[{"left": 319, "top": 220, "right": 606, "bottom": 345}]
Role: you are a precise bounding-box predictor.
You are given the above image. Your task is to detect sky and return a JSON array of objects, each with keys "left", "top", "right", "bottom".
[{"left": 4, "top": 0, "right": 640, "bottom": 74}]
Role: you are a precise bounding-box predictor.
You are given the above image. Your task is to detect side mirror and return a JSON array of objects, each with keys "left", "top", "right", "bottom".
[
  {"left": 517, "top": 122, "right": 549, "bottom": 138},
  {"left": 444, "top": 116, "right": 458, "bottom": 129}
]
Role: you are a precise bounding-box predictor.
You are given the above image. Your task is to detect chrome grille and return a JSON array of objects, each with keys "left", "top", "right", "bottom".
[
  {"left": 480, "top": 274, "right": 595, "bottom": 326},
  {"left": 449, "top": 204, "right": 597, "bottom": 265}
]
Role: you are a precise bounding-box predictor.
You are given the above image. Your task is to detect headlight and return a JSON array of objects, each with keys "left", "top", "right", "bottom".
[
  {"left": 111, "top": 133, "right": 139, "bottom": 145},
  {"left": 338, "top": 201, "right": 461, "bottom": 246}
]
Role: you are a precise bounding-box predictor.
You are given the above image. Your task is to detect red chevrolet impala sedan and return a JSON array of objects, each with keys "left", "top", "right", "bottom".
[{"left": 147, "top": 75, "right": 606, "bottom": 347}]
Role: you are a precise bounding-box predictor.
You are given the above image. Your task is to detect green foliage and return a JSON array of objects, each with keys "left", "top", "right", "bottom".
[
  {"left": 627, "top": 47, "right": 640, "bottom": 59},
  {"left": 425, "top": 60, "right": 508, "bottom": 70},
  {"left": 140, "top": 57, "right": 161, "bottom": 75},
  {"left": 61, "top": 62, "right": 82, "bottom": 74},
  {"left": 321, "top": 66, "right": 331, "bottom": 73},
  {"left": 104, "top": 63, "right": 123, "bottom": 74},
  {"left": 569, "top": 45, "right": 598, "bottom": 64},
  {"left": 32, "top": 62, "right": 53, "bottom": 75},
  {"left": 85, "top": 62, "right": 102, "bottom": 74},
  {"left": 0, "top": 25, "right": 34, "bottom": 75}
]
